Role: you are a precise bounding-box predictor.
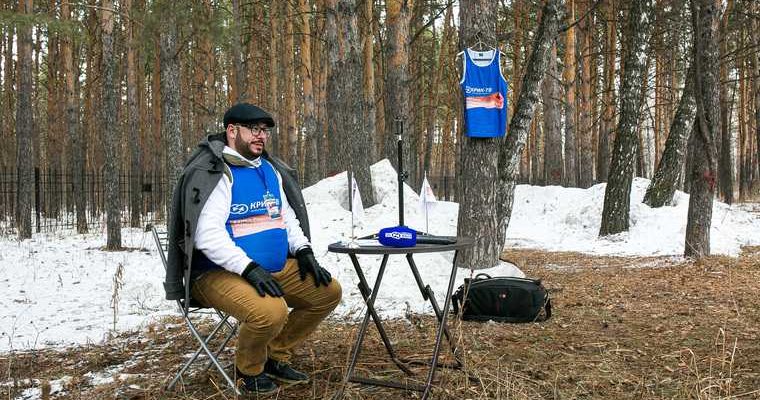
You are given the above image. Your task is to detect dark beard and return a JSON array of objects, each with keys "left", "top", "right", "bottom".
[{"left": 234, "top": 133, "right": 263, "bottom": 160}]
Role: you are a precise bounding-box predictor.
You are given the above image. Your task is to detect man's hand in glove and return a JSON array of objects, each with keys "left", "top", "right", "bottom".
[
  {"left": 242, "top": 262, "right": 284, "bottom": 297},
  {"left": 295, "top": 247, "right": 332, "bottom": 287}
]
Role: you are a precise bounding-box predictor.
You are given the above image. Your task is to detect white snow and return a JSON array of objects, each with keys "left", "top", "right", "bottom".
[{"left": 1, "top": 159, "right": 758, "bottom": 354}]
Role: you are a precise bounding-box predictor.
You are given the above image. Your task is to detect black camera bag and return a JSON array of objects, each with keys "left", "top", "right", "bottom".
[{"left": 451, "top": 274, "right": 551, "bottom": 323}]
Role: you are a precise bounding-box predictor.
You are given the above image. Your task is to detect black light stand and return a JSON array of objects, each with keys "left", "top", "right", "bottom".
[{"left": 396, "top": 118, "right": 406, "bottom": 226}]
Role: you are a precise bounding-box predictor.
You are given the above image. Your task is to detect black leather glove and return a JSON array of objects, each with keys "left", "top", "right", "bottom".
[
  {"left": 242, "top": 262, "right": 284, "bottom": 297},
  {"left": 295, "top": 247, "right": 332, "bottom": 287}
]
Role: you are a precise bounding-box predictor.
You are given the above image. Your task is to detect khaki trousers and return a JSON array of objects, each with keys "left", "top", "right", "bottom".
[{"left": 191, "top": 259, "right": 342, "bottom": 376}]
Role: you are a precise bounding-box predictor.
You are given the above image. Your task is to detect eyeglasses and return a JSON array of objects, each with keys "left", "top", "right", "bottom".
[{"left": 237, "top": 123, "right": 272, "bottom": 137}]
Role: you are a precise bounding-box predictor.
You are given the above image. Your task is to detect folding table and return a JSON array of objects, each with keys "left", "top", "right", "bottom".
[{"left": 329, "top": 237, "right": 474, "bottom": 399}]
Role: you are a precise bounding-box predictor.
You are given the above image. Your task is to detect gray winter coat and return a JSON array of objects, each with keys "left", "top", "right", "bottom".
[{"left": 164, "top": 133, "right": 311, "bottom": 301}]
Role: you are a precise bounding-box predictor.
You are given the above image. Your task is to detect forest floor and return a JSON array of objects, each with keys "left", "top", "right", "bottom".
[{"left": 3, "top": 245, "right": 759, "bottom": 400}]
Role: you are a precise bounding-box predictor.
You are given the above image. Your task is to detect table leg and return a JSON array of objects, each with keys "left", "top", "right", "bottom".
[
  {"left": 405, "top": 254, "right": 461, "bottom": 367},
  {"left": 421, "top": 249, "right": 460, "bottom": 400},
  {"left": 348, "top": 254, "right": 414, "bottom": 375},
  {"left": 334, "top": 254, "right": 390, "bottom": 399}
]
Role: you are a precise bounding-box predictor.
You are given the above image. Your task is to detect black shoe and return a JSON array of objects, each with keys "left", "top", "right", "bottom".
[
  {"left": 236, "top": 368, "right": 278, "bottom": 395},
  {"left": 264, "top": 359, "right": 310, "bottom": 384}
]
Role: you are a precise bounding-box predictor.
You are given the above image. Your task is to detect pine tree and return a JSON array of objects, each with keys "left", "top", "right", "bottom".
[{"left": 599, "top": 0, "right": 653, "bottom": 237}]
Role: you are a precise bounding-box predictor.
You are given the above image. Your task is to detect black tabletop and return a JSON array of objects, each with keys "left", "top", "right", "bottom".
[{"left": 327, "top": 236, "right": 474, "bottom": 255}]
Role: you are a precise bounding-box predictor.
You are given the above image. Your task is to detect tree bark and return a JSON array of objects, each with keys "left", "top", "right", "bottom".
[
  {"left": 268, "top": 0, "right": 280, "bottom": 146},
  {"left": 230, "top": 0, "right": 246, "bottom": 103},
  {"left": 3, "top": 24, "right": 15, "bottom": 168},
  {"left": 160, "top": 4, "right": 183, "bottom": 218},
  {"left": 563, "top": 0, "right": 578, "bottom": 187},
  {"left": 598, "top": 0, "right": 616, "bottom": 183},
  {"left": 718, "top": 0, "right": 734, "bottom": 203},
  {"left": 577, "top": 0, "right": 594, "bottom": 188},
  {"left": 499, "top": 0, "right": 563, "bottom": 236},
  {"left": 755, "top": 55, "right": 760, "bottom": 183},
  {"left": 283, "top": 1, "right": 297, "bottom": 167},
  {"left": 126, "top": 0, "right": 141, "bottom": 228},
  {"left": 16, "top": 0, "right": 34, "bottom": 239},
  {"left": 101, "top": 0, "right": 121, "bottom": 249},
  {"left": 384, "top": 0, "right": 416, "bottom": 189},
  {"left": 62, "top": 0, "right": 87, "bottom": 233},
  {"left": 644, "top": 63, "right": 696, "bottom": 207},
  {"left": 685, "top": 0, "right": 721, "bottom": 258},
  {"left": 423, "top": 5, "right": 453, "bottom": 180},
  {"left": 751, "top": 7, "right": 760, "bottom": 187},
  {"left": 513, "top": 1, "right": 528, "bottom": 183},
  {"left": 326, "top": 0, "right": 375, "bottom": 206},
  {"left": 599, "top": 0, "right": 653, "bottom": 237},
  {"left": 301, "top": 0, "right": 320, "bottom": 186},
  {"left": 543, "top": 42, "right": 563, "bottom": 185}
]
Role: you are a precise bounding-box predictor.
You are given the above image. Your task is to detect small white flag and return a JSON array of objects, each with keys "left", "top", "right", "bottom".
[
  {"left": 351, "top": 175, "right": 365, "bottom": 223},
  {"left": 419, "top": 175, "right": 437, "bottom": 211},
  {"left": 419, "top": 175, "right": 437, "bottom": 233}
]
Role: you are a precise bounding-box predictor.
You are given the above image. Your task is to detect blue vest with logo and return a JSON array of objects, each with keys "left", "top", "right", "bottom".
[
  {"left": 460, "top": 48, "right": 508, "bottom": 138},
  {"left": 226, "top": 160, "right": 289, "bottom": 273}
]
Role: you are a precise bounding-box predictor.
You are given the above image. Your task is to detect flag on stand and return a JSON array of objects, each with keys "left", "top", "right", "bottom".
[
  {"left": 350, "top": 173, "right": 365, "bottom": 223},
  {"left": 419, "top": 175, "right": 437, "bottom": 212},
  {"left": 420, "top": 174, "right": 437, "bottom": 233}
]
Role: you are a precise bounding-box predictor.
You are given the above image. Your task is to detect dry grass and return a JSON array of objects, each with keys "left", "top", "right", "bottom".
[{"left": 2, "top": 247, "right": 759, "bottom": 399}]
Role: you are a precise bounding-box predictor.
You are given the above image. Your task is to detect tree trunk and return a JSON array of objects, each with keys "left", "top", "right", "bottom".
[
  {"left": 301, "top": 0, "right": 319, "bottom": 185},
  {"left": 751, "top": 7, "right": 760, "bottom": 188},
  {"left": 498, "top": 0, "right": 563, "bottom": 234},
  {"left": 161, "top": 5, "right": 183, "bottom": 218},
  {"left": 457, "top": 0, "right": 502, "bottom": 269},
  {"left": 643, "top": 63, "right": 696, "bottom": 207},
  {"left": 755, "top": 58, "right": 760, "bottom": 183},
  {"left": 718, "top": 0, "right": 734, "bottom": 203},
  {"left": 16, "top": 0, "right": 34, "bottom": 239},
  {"left": 126, "top": 0, "right": 141, "bottom": 228},
  {"left": 195, "top": 0, "right": 214, "bottom": 136},
  {"left": 384, "top": 0, "right": 416, "bottom": 189},
  {"left": 563, "top": 0, "right": 578, "bottom": 187},
  {"left": 283, "top": 1, "right": 297, "bottom": 166},
  {"left": 577, "top": 0, "right": 594, "bottom": 188},
  {"left": 326, "top": 0, "right": 375, "bottom": 206},
  {"left": 46, "top": 0, "right": 61, "bottom": 210},
  {"left": 62, "top": 0, "right": 87, "bottom": 233},
  {"left": 456, "top": 0, "right": 561, "bottom": 270},
  {"left": 543, "top": 42, "right": 563, "bottom": 185},
  {"left": 268, "top": 0, "right": 280, "bottom": 145},
  {"left": 685, "top": 0, "right": 721, "bottom": 258},
  {"left": 599, "top": 0, "right": 653, "bottom": 237},
  {"left": 513, "top": 1, "right": 529, "bottom": 183},
  {"left": 423, "top": 5, "right": 453, "bottom": 180},
  {"left": 598, "top": 0, "right": 616, "bottom": 183},
  {"left": 737, "top": 37, "right": 749, "bottom": 199},
  {"left": 3, "top": 24, "right": 15, "bottom": 168},
  {"left": 101, "top": 0, "right": 121, "bottom": 249},
  {"left": 371, "top": 3, "right": 386, "bottom": 161},
  {"left": 230, "top": 0, "right": 245, "bottom": 103}
]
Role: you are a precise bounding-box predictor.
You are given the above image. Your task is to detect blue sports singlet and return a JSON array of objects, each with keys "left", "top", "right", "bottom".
[
  {"left": 460, "top": 48, "right": 509, "bottom": 138},
  {"left": 225, "top": 161, "right": 289, "bottom": 272}
]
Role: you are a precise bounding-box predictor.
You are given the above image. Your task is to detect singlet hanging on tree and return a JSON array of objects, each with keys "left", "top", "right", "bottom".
[{"left": 459, "top": 48, "right": 508, "bottom": 138}]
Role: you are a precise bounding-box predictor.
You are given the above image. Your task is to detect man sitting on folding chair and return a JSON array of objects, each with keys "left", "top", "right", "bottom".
[{"left": 165, "top": 102, "right": 342, "bottom": 395}]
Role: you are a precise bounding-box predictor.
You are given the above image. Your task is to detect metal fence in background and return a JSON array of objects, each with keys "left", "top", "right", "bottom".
[
  {"left": 0, "top": 169, "right": 169, "bottom": 235},
  {"left": 0, "top": 168, "right": 458, "bottom": 236}
]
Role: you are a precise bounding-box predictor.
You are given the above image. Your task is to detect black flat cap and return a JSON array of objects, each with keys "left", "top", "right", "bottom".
[{"left": 223, "top": 103, "right": 275, "bottom": 127}]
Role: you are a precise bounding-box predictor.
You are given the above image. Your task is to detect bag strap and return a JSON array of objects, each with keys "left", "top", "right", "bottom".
[
  {"left": 473, "top": 273, "right": 492, "bottom": 280},
  {"left": 533, "top": 295, "right": 552, "bottom": 322},
  {"left": 451, "top": 284, "right": 466, "bottom": 316}
]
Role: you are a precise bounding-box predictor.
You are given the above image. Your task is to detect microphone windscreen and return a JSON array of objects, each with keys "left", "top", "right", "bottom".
[{"left": 378, "top": 225, "right": 417, "bottom": 247}]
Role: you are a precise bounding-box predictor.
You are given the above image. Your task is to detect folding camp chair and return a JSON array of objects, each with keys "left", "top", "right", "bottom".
[{"left": 151, "top": 225, "right": 240, "bottom": 394}]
